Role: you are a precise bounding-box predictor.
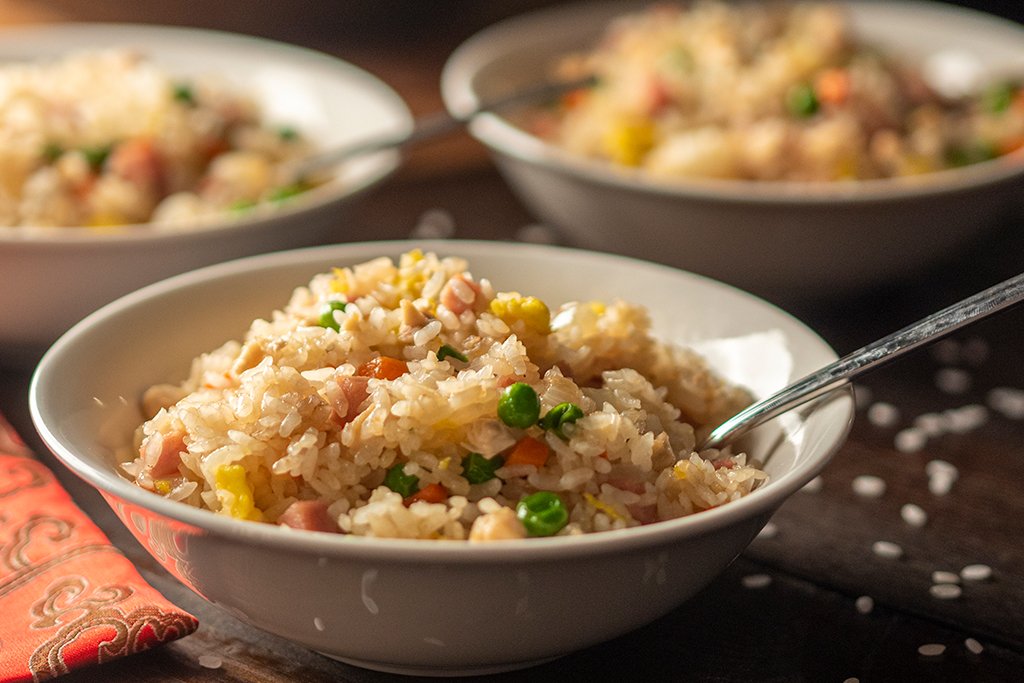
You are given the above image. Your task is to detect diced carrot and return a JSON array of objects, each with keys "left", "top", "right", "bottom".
[
  {"left": 107, "top": 137, "right": 165, "bottom": 193},
  {"left": 998, "top": 135, "right": 1024, "bottom": 157},
  {"left": 646, "top": 78, "right": 672, "bottom": 114},
  {"left": 505, "top": 436, "right": 550, "bottom": 467},
  {"left": 561, "top": 88, "right": 589, "bottom": 110},
  {"left": 357, "top": 356, "right": 408, "bottom": 380},
  {"left": 815, "top": 68, "right": 850, "bottom": 106},
  {"left": 404, "top": 483, "right": 448, "bottom": 506},
  {"left": 1013, "top": 89, "right": 1024, "bottom": 114}
]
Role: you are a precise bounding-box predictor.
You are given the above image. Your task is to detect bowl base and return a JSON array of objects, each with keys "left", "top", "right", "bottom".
[{"left": 317, "top": 651, "right": 562, "bottom": 677}]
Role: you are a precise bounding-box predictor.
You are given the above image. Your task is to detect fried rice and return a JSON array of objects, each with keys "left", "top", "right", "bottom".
[{"left": 121, "top": 250, "right": 767, "bottom": 540}]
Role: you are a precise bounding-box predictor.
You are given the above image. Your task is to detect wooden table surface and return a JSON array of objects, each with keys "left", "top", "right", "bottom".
[{"left": 2, "top": 2, "right": 1024, "bottom": 681}]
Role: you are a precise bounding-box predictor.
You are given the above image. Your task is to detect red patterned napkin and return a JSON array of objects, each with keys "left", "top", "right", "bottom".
[{"left": 0, "top": 412, "right": 197, "bottom": 682}]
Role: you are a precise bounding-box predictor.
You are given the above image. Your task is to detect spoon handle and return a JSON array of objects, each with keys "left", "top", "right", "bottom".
[
  {"left": 294, "top": 75, "right": 596, "bottom": 178},
  {"left": 701, "top": 271, "right": 1024, "bottom": 450}
]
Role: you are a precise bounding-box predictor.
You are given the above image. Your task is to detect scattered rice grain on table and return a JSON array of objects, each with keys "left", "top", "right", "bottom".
[
  {"left": 120, "top": 250, "right": 768, "bottom": 540},
  {"left": 855, "top": 595, "right": 874, "bottom": 615},
  {"left": 741, "top": 574, "right": 773, "bottom": 589},
  {"left": 894, "top": 428, "right": 927, "bottom": 453},
  {"left": 913, "top": 413, "right": 945, "bottom": 437},
  {"left": 929, "top": 584, "right": 962, "bottom": 600},
  {"left": 988, "top": 387, "right": 1024, "bottom": 420},
  {"left": 851, "top": 474, "right": 886, "bottom": 498},
  {"left": 866, "top": 402, "right": 900, "bottom": 428},
  {"left": 960, "top": 564, "right": 993, "bottom": 582},
  {"left": 964, "top": 638, "right": 984, "bottom": 655},
  {"left": 198, "top": 655, "right": 223, "bottom": 670},
  {"left": 931, "top": 570, "right": 960, "bottom": 585},
  {"left": 900, "top": 503, "right": 928, "bottom": 528},
  {"left": 871, "top": 540, "right": 903, "bottom": 560},
  {"left": 942, "top": 404, "right": 988, "bottom": 434},
  {"left": 917, "top": 643, "right": 946, "bottom": 657},
  {"left": 935, "top": 368, "right": 972, "bottom": 395}
]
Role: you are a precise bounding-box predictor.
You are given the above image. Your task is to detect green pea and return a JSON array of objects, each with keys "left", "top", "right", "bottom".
[
  {"left": 946, "top": 142, "right": 998, "bottom": 168},
  {"left": 786, "top": 83, "right": 819, "bottom": 118},
  {"left": 229, "top": 198, "right": 257, "bottom": 213},
  {"left": 983, "top": 81, "right": 1017, "bottom": 114},
  {"left": 538, "top": 402, "right": 584, "bottom": 440},
  {"left": 278, "top": 125, "right": 299, "bottom": 141},
  {"left": 173, "top": 83, "right": 196, "bottom": 106},
  {"left": 383, "top": 463, "right": 419, "bottom": 498},
  {"left": 437, "top": 344, "right": 468, "bottom": 363},
  {"left": 42, "top": 142, "right": 63, "bottom": 163},
  {"left": 516, "top": 491, "right": 569, "bottom": 537},
  {"left": 497, "top": 382, "right": 540, "bottom": 428},
  {"left": 461, "top": 452, "right": 504, "bottom": 484},
  {"left": 318, "top": 301, "right": 347, "bottom": 331},
  {"left": 82, "top": 144, "right": 112, "bottom": 171},
  {"left": 267, "top": 183, "right": 305, "bottom": 203}
]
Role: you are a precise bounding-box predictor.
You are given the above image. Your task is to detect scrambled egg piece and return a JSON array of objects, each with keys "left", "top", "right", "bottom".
[
  {"left": 490, "top": 293, "right": 551, "bottom": 334},
  {"left": 215, "top": 464, "right": 262, "bottom": 521}
]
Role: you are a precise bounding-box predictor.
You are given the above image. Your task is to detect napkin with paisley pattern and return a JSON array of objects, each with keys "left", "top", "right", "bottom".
[{"left": 0, "top": 412, "right": 197, "bottom": 682}]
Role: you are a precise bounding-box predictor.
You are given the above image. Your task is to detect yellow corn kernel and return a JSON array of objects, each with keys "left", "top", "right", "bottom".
[
  {"left": 490, "top": 294, "right": 551, "bottom": 334},
  {"left": 399, "top": 249, "right": 425, "bottom": 268},
  {"left": 902, "top": 154, "right": 935, "bottom": 176},
  {"left": 214, "top": 464, "right": 262, "bottom": 521},
  {"left": 673, "top": 461, "right": 689, "bottom": 480},
  {"left": 87, "top": 212, "right": 127, "bottom": 228},
  {"left": 602, "top": 119, "right": 655, "bottom": 166},
  {"left": 584, "top": 492, "right": 622, "bottom": 521},
  {"left": 329, "top": 267, "right": 349, "bottom": 294},
  {"left": 833, "top": 155, "right": 859, "bottom": 180},
  {"left": 154, "top": 479, "right": 172, "bottom": 495},
  {"left": 438, "top": 456, "right": 451, "bottom": 471}
]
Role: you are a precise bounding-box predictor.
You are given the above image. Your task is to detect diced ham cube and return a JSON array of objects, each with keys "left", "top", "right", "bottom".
[
  {"left": 277, "top": 500, "right": 341, "bottom": 533},
  {"left": 333, "top": 375, "right": 370, "bottom": 425},
  {"left": 627, "top": 503, "right": 659, "bottom": 525},
  {"left": 440, "top": 274, "right": 482, "bottom": 315},
  {"left": 140, "top": 429, "right": 186, "bottom": 478}
]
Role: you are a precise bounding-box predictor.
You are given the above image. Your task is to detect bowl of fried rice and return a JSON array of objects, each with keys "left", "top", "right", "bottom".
[
  {"left": 31, "top": 239, "right": 853, "bottom": 675},
  {"left": 0, "top": 23, "right": 411, "bottom": 363},
  {"left": 441, "top": 0, "right": 1024, "bottom": 301}
]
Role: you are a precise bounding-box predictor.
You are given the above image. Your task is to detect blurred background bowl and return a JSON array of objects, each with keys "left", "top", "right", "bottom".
[
  {"left": 0, "top": 23, "right": 412, "bottom": 366},
  {"left": 30, "top": 239, "right": 852, "bottom": 675},
  {"left": 441, "top": 0, "right": 1024, "bottom": 304}
]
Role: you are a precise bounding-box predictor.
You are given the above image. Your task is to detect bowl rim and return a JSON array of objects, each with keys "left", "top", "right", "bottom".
[
  {"left": 0, "top": 21, "right": 413, "bottom": 245},
  {"left": 440, "top": 0, "right": 1024, "bottom": 206},
  {"left": 30, "top": 239, "right": 854, "bottom": 562}
]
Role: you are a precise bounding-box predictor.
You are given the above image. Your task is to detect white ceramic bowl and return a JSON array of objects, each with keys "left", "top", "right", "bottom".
[
  {"left": 0, "top": 23, "right": 412, "bottom": 364},
  {"left": 30, "top": 240, "right": 852, "bottom": 676},
  {"left": 441, "top": 0, "right": 1024, "bottom": 302}
]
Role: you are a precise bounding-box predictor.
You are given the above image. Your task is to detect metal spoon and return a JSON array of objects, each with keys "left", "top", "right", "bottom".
[
  {"left": 700, "top": 272, "right": 1024, "bottom": 450},
  {"left": 291, "top": 74, "right": 597, "bottom": 180}
]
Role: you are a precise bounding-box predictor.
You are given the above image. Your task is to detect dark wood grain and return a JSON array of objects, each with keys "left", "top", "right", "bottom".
[{"left": 2, "top": 1, "right": 1024, "bottom": 680}]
